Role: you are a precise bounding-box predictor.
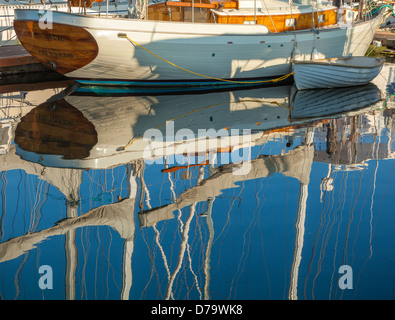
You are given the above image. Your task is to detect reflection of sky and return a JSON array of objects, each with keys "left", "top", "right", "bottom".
[{"left": 1, "top": 127, "right": 395, "bottom": 300}]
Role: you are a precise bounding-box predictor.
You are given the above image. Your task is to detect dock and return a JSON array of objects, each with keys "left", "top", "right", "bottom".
[
  {"left": 375, "top": 30, "right": 395, "bottom": 49},
  {"left": 0, "top": 44, "right": 52, "bottom": 77}
]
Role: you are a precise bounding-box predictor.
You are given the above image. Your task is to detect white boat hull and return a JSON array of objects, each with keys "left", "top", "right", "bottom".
[
  {"left": 14, "top": 8, "right": 388, "bottom": 86},
  {"left": 293, "top": 58, "right": 384, "bottom": 90}
]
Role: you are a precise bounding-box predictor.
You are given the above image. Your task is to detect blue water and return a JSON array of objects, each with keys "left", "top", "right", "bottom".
[{"left": 0, "top": 78, "right": 394, "bottom": 301}]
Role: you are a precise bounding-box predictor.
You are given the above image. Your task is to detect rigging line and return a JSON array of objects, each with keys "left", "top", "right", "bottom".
[
  {"left": 303, "top": 177, "right": 333, "bottom": 300},
  {"left": 153, "top": 223, "right": 174, "bottom": 299},
  {"left": 139, "top": 229, "right": 156, "bottom": 299},
  {"left": 186, "top": 238, "right": 202, "bottom": 300},
  {"left": 369, "top": 131, "right": 381, "bottom": 259},
  {"left": 349, "top": 137, "right": 378, "bottom": 266},
  {"left": 140, "top": 228, "right": 156, "bottom": 299},
  {"left": 165, "top": 203, "right": 197, "bottom": 300},
  {"left": 353, "top": 163, "right": 394, "bottom": 298},
  {"left": 0, "top": 172, "right": 7, "bottom": 241},
  {"left": 261, "top": 0, "right": 277, "bottom": 32},
  {"left": 208, "top": 176, "right": 243, "bottom": 279},
  {"left": 119, "top": 34, "right": 294, "bottom": 84},
  {"left": 311, "top": 176, "right": 338, "bottom": 299},
  {"left": 289, "top": 0, "right": 298, "bottom": 47},
  {"left": 166, "top": 169, "right": 185, "bottom": 285},
  {"left": 203, "top": 198, "right": 215, "bottom": 300},
  {"left": 341, "top": 153, "right": 366, "bottom": 265},
  {"left": 257, "top": 174, "right": 272, "bottom": 299},
  {"left": 371, "top": 149, "right": 395, "bottom": 241},
  {"left": 80, "top": 222, "right": 91, "bottom": 299},
  {"left": 211, "top": 182, "right": 244, "bottom": 248},
  {"left": 144, "top": 233, "right": 163, "bottom": 299},
  {"left": 327, "top": 171, "right": 342, "bottom": 300},
  {"left": 339, "top": 165, "right": 366, "bottom": 300},
  {"left": 332, "top": 170, "right": 349, "bottom": 300},
  {"left": 14, "top": 246, "right": 30, "bottom": 300},
  {"left": 242, "top": 180, "right": 264, "bottom": 298},
  {"left": 94, "top": 226, "right": 101, "bottom": 300},
  {"left": 228, "top": 180, "right": 257, "bottom": 299}
]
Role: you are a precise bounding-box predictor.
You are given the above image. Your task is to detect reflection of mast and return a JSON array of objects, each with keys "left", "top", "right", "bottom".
[
  {"left": 65, "top": 201, "right": 79, "bottom": 300},
  {"left": 62, "top": 165, "right": 82, "bottom": 300},
  {"left": 203, "top": 197, "right": 214, "bottom": 300},
  {"left": 138, "top": 144, "right": 314, "bottom": 227},
  {"left": 288, "top": 127, "right": 314, "bottom": 300},
  {"left": 0, "top": 157, "right": 139, "bottom": 300},
  {"left": 121, "top": 163, "right": 138, "bottom": 300}
]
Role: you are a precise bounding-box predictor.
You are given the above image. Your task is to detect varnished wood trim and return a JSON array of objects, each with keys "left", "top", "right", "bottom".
[
  {"left": 215, "top": 9, "right": 338, "bottom": 32},
  {"left": 14, "top": 20, "right": 98, "bottom": 74}
]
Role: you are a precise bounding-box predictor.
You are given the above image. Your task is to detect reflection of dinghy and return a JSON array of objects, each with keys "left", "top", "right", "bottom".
[
  {"left": 290, "top": 83, "right": 383, "bottom": 120},
  {"left": 292, "top": 57, "right": 384, "bottom": 90}
]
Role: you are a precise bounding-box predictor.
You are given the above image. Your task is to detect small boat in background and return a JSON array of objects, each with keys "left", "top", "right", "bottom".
[{"left": 292, "top": 56, "right": 385, "bottom": 90}]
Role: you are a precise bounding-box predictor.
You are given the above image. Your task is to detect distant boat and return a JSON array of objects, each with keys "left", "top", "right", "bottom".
[
  {"left": 13, "top": 2, "right": 391, "bottom": 87},
  {"left": 292, "top": 56, "right": 385, "bottom": 90}
]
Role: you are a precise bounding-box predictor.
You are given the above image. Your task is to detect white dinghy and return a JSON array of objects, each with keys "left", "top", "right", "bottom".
[{"left": 292, "top": 56, "right": 385, "bottom": 90}]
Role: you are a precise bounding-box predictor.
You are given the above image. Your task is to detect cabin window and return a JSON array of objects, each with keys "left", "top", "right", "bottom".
[
  {"left": 285, "top": 18, "right": 296, "bottom": 27},
  {"left": 318, "top": 14, "right": 325, "bottom": 23}
]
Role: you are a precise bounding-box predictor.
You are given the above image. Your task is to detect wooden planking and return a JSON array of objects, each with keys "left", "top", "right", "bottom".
[{"left": 14, "top": 20, "right": 98, "bottom": 74}]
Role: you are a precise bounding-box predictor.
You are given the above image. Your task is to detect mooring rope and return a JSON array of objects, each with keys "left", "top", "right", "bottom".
[{"left": 118, "top": 33, "right": 294, "bottom": 84}]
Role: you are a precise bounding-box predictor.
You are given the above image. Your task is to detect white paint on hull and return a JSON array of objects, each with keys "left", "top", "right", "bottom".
[{"left": 14, "top": 8, "right": 388, "bottom": 83}]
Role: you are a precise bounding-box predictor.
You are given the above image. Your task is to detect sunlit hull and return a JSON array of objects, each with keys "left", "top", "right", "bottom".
[{"left": 14, "top": 8, "right": 387, "bottom": 86}]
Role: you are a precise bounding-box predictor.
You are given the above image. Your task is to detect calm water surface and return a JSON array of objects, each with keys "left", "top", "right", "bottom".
[{"left": 0, "top": 68, "right": 395, "bottom": 300}]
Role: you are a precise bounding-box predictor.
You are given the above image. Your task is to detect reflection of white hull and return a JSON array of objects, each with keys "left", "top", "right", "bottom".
[
  {"left": 293, "top": 56, "right": 384, "bottom": 90},
  {"left": 15, "top": 85, "right": 295, "bottom": 168},
  {"left": 14, "top": 8, "right": 388, "bottom": 85},
  {"left": 14, "top": 83, "right": 383, "bottom": 169}
]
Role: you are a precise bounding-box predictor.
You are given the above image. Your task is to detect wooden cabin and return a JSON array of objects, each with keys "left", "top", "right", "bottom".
[{"left": 147, "top": 0, "right": 338, "bottom": 33}]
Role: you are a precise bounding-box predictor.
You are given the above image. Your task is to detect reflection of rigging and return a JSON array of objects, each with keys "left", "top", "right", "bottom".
[{"left": 0, "top": 78, "right": 394, "bottom": 300}]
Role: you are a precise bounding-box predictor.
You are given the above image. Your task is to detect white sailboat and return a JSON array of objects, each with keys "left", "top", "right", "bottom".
[{"left": 13, "top": 0, "right": 392, "bottom": 87}]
